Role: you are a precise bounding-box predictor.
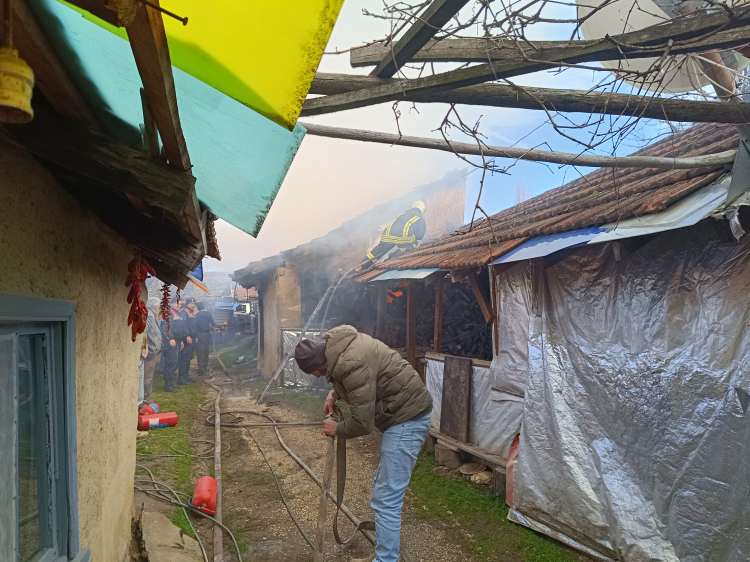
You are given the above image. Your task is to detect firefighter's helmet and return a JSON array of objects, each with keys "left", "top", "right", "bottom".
[{"left": 411, "top": 201, "right": 426, "bottom": 214}]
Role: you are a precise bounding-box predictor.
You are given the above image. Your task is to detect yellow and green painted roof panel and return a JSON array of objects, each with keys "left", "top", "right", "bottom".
[{"left": 56, "top": 0, "right": 345, "bottom": 130}]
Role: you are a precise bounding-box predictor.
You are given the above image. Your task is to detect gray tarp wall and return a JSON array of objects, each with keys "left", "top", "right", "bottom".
[{"left": 498, "top": 222, "right": 750, "bottom": 561}]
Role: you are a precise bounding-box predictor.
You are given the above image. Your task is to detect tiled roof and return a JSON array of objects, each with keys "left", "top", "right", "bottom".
[{"left": 369, "top": 123, "right": 737, "bottom": 271}]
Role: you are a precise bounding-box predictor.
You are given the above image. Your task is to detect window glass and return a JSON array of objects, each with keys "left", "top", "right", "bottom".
[{"left": 17, "top": 335, "right": 49, "bottom": 562}]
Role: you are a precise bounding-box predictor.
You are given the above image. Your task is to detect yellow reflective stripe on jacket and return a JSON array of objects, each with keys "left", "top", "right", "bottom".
[{"left": 380, "top": 215, "right": 421, "bottom": 244}]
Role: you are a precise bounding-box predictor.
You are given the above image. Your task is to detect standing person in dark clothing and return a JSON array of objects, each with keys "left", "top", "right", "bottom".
[
  {"left": 195, "top": 302, "right": 215, "bottom": 375},
  {"left": 162, "top": 297, "right": 185, "bottom": 392},
  {"left": 178, "top": 297, "right": 198, "bottom": 384}
]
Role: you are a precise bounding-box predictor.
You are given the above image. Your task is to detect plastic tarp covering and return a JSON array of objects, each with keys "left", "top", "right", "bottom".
[
  {"left": 513, "top": 221, "right": 750, "bottom": 561},
  {"left": 28, "top": 0, "right": 307, "bottom": 237},
  {"left": 280, "top": 329, "right": 314, "bottom": 387},
  {"left": 426, "top": 358, "right": 522, "bottom": 462}
]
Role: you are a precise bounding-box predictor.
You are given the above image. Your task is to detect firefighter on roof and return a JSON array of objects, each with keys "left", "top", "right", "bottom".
[{"left": 357, "top": 201, "right": 427, "bottom": 271}]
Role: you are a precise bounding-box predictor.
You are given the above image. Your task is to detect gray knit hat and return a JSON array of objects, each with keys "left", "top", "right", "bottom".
[{"left": 294, "top": 339, "right": 326, "bottom": 374}]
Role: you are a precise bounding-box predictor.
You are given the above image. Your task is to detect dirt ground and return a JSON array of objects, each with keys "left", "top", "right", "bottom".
[{"left": 135, "top": 340, "right": 590, "bottom": 562}]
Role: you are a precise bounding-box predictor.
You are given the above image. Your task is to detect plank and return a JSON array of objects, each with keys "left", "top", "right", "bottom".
[
  {"left": 303, "top": 8, "right": 750, "bottom": 115},
  {"left": 64, "top": 0, "right": 138, "bottom": 27},
  {"left": 406, "top": 281, "right": 417, "bottom": 369},
  {"left": 126, "top": 0, "right": 191, "bottom": 171},
  {"left": 468, "top": 271, "right": 495, "bottom": 324},
  {"left": 1, "top": 0, "right": 100, "bottom": 130},
  {"left": 307, "top": 73, "right": 750, "bottom": 125},
  {"left": 376, "top": 282, "right": 387, "bottom": 341},
  {"left": 352, "top": 28, "right": 750, "bottom": 66},
  {"left": 440, "top": 354, "right": 472, "bottom": 442},
  {"left": 301, "top": 123, "right": 737, "bottom": 169},
  {"left": 433, "top": 275, "right": 444, "bottom": 352},
  {"left": 7, "top": 111, "right": 195, "bottom": 215},
  {"left": 430, "top": 428, "right": 507, "bottom": 468},
  {"left": 371, "top": 0, "right": 470, "bottom": 78}
]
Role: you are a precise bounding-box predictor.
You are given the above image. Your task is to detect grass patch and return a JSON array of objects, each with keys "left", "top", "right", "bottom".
[
  {"left": 408, "top": 452, "right": 583, "bottom": 561},
  {"left": 169, "top": 507, "right": 197, "bottom": 539},
  {"left": 136, "top": 373, "right": 207, "bottom": 494}
]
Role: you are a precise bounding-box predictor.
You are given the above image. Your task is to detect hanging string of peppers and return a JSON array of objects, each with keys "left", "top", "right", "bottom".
[
  {"left": 160, "top": 283, "right": 172, "bottom": 335},
  {"left": 125, "top": 254, "right": 156, "bottom": 342}
]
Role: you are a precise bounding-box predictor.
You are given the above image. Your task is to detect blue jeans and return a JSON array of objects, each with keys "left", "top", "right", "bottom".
[{"left": 370, "top": 412, "right": 431, "bottom": 562}]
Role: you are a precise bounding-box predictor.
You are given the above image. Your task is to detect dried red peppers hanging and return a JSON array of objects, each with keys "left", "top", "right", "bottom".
[
  {"left": 125, "top": 254, "right": 156, "bottom": 342},
  {"left": 160, "top": 283, "right": 171, "bottom": 335}
]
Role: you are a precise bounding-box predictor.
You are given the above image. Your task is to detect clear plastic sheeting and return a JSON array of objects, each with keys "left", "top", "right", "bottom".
[
  {"left": 426, "top": 357, "right": 522, "bottom": 462},
  {"left": 280, "top": 329, "right": 317, "bottom": 387},
  {"left": 513, "top": 221, "right": 750, "bottom": 561}
]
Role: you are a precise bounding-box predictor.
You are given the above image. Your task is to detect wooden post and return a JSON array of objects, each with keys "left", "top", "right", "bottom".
[
  {"left": 468, "top": 271, "right": 496, "bottom": 324},
  {"left": 314, "top": 435, "right": 336, "bottom": 561},
  {"left": 433, "top": 275, "right": 443, "bottom": 353},
  {"left": 376, "top": 282, "right": 387, "bottom": 341},
  {"left": 406, "top": 281, "right": 417, "bottom": 369}
]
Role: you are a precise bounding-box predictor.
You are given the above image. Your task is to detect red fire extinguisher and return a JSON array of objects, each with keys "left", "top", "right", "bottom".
[
  {"left": 137, "top": 412, "right": 178, "bottom": 431},
  {"left": 191, "top": 476, "right": 218, "bottom": 515},
  {"left": 139, "top": 403, "right": 160, "bottom": 416}
]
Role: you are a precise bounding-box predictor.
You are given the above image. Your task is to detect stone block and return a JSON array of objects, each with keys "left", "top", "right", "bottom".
[{"left": 434, "top": 443, "right": 462, "bottom": 469}]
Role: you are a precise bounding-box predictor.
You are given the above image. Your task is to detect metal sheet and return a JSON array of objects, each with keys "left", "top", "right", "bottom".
[
  {"left": 440, "top": 355, "right": 472, "bottom": 442},
  {"left": 513, "top": 222, "right": 750, "bottom": 561},
  {"left": 588, "top": 176, "right": 730, "bottom": 245},
  {"left": 494, "top": 228, "right": 603, "bottom": 264},
  {"left": 370, "top": 268, "right": 440, "bottom": 281}
]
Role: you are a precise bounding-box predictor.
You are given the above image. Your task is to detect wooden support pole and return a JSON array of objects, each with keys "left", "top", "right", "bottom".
[
  {"left": 406, "top": 281, "right": 417, "bottom": 369},
  {"left": 467, "top": 271, "right": 495, "bottom": 324},
  {"left": 308, "top": 73, "right": 750, "bottom": 126},
  {"left": 433, "top": 275, "right": 443, "bottom": 353},
  {"left": 301, "top": 123, "right": 737, "bottom": 169},
  {"left": 370, "top": 0, "right": 470, "bottom": 78},
  {"left": 302, "top": 8, "right": 750, "bottom": 116},
  {"left": 376, "top": 282, "right": 387, "bottom": 341}
]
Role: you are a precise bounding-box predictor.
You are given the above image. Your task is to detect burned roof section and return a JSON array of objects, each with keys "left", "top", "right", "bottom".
[{"left": 369, "top": 123, "right": 738, "bottom": 271}]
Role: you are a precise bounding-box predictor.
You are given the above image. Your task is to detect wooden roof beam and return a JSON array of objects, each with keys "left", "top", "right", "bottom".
[
  {"left": 353, "top": 30, "right": 750, "bottom": 67},
  {"left": 63, "top": 0, "right": 139, "bottom": 27},
  {"left": 308, "top": 73, "right": 750, "bottom": 125},
  {"left": 371, "top": 0, "right": 470, "bottom": 78},
  {"left": 4, "top": 110, "right": 195, "bottom": 215},
  {"left": 126, "top": 0, "right": 191, "bottom": 172},
  {"left": 126, "top": 1, "right": 206, "bottom": 253},
  {"left": 0, "top": 0, "right": 101, "bottom": 131},
  {"left": 304, "top": 7, "right": 750, "bottom": 116}
]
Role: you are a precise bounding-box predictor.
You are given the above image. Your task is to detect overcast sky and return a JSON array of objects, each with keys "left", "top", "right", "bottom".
[{"left": 207, "top": 0, "right": 656, "bottom": 273}]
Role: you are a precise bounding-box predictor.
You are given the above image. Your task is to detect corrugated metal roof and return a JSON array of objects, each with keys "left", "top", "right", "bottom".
[
  {"left": 589, "top": 175, "right": 730, "bottom": 244},
  {"left": 372, "top": 123, "right": 738, "bottom": 271},
  {"left": 494, "top": 227, "right": 603, "bottom": 265},
  {"left": 370, "top": 268, "right": 439, "bottom": 281}
]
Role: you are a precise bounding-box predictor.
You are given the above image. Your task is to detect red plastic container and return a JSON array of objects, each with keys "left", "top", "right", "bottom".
[
  {"left": 191, "top": 476, "right": 218, "bottom": 515},
  {"left": 138, "top": 403, "right": 160, "bottom": 416},
  {"left": 137, "top": 412, "right": 178, "bottom": 431}
]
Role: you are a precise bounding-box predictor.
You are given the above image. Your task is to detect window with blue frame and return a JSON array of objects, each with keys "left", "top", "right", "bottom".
[{"left": 0, "top": 295, "right": 88, "bottom": 562}]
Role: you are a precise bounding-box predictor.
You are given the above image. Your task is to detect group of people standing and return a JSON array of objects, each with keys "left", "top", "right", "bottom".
[{"left": 139, "top": 295, "right": 216, "bottom": 408}]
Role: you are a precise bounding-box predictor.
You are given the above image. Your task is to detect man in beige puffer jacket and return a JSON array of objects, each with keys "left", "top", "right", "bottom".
[{"left": 295, "top": 325, "right": 432, "bottom": 562}]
